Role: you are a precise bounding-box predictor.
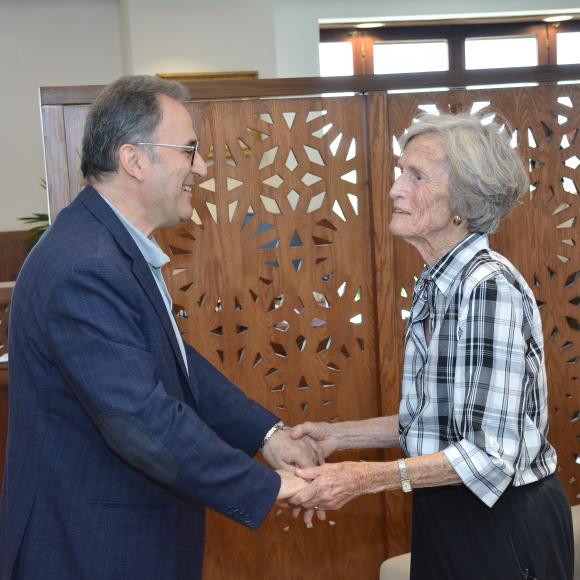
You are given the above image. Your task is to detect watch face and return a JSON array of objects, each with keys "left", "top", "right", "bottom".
[{"left": 402, "top": 481, "right": 412, "bottom": 493}]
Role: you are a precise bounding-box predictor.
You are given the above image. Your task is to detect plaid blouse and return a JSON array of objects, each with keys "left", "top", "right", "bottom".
[{"left": 399, "top": 233, "right": 557, "bottom": 507}]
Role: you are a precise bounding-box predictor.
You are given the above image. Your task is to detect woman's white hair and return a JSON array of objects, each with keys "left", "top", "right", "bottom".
[{"left": 399, "top": 112, "right": 529, "bottom": 233}]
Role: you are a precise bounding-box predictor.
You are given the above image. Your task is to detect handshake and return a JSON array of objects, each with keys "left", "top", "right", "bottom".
[{"left": 261, "top": 421, "right": 376, "bottom": 527}]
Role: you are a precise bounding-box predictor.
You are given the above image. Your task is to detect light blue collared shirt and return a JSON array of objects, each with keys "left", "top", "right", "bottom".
[{"left": 99, "top": 194, "right": 188, "bottom": 374}]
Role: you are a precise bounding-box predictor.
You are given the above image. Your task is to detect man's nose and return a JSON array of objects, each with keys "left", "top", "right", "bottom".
[{"left": 192, "top": 153, "right": 208, "bottom": 178}]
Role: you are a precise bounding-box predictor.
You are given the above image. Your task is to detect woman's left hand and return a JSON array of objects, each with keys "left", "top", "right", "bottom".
[{"left": 288, "top": 461, "right": 381, "bottom": 511}]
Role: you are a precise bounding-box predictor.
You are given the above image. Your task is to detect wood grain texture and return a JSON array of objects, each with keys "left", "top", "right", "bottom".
[
  {"left": 42, "top": 105, "right": 72, "bottom": 221},
  {"left": 157, "top": 97, "right": 387, "bottom": 578},
  {"left": 0, "top": 231, "right": 29, "bottom": 282},
  {"left": 0, "top": 364, "right": 7, "bottom": 497},
  {"left": 39, "top": 64, "right": 580, "bottom": 105}
]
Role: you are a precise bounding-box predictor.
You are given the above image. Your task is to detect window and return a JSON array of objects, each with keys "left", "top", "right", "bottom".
[
  {"left": 374, "top": 40, "right": 449, "bottom": 74},
  {"left": 319, "top": 42, "right": 354, "bottom": 77},
  {"left": 465, "top": 36, "right": 538, "bottom": 69},
  {"left": 557, "top": 31, "right": 580, "bottom": 64},
  {"left": 319, "top": 20, "right": 580, "bottom": 78}
]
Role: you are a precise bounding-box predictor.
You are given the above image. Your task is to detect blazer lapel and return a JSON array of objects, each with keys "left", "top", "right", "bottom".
[{"left": 78, "top": 187, "right": 190, "bottom": 382}]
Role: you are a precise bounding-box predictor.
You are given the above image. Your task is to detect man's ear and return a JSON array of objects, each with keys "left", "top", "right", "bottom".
[{"left": 118, "top": 143, "right": 146, "bottom": 181}]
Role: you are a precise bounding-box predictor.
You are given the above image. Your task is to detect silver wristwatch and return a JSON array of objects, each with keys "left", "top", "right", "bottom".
[
  {"left": 398, "top": 458, "right": 412, "bottom": 493},
  {"left": 260, "top": 421, "right": 285, "bottom": 449}
]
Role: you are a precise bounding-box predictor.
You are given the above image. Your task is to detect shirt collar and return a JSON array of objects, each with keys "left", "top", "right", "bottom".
[
  {"left": 98, "top": 194, "right": 170, "bottom": 269},
  {"left": 422, "top": 232, "right": 489, "bottom": 295}
]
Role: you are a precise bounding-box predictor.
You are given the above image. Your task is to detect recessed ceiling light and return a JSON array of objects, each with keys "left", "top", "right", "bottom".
[
  {"left": 543, "top": 15, "right": 573, "bottom": 23},
  {"left": 355, "top": 22, "right": 385, "bottom": 29}
]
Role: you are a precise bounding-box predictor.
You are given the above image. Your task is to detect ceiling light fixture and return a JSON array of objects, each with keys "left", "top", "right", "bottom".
[
  {"left": 354, "top": 22, "right": 385, "bottom": 29},
  {"left": 543, "top": 15, "right": 573, "bottom": 23}
]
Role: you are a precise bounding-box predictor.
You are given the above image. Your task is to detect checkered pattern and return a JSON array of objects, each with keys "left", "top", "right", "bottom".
[{"left": 399, "top": 233, "right": 557, "bottom": 507}]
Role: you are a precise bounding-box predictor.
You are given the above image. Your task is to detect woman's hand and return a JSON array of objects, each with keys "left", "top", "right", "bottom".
[
  {"left": 289, "top": 421, "right": 340, "bottom": 459},
  {"left": 288, "top": 461, "right": 389, "bottom": 511}
]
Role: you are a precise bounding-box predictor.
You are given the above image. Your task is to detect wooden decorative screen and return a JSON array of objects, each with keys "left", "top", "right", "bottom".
[
  {"left": 156, "top": 97, "right": 387, "bottom": 579},
  {"left": 40, "top": 80, "right": 579, "bottom": 579}
]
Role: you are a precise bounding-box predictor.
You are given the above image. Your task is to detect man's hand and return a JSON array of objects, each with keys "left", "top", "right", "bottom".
[
  {"left": 276, "top": 470, "right": 309, "bottom": 500},
  {"left": 262, "top": 427, "right": 324, "bottom": 470},
  {"left": 289, "top": 421, "right": 339, "bottom": 459}
]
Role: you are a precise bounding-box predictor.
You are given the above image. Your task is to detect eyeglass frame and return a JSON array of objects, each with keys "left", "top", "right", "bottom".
[{"left": 136, "top": 141, "right": 200, "bottom": 166}]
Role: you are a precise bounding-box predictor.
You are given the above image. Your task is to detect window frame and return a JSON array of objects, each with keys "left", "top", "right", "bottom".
[{"left": 319, "top": 20, "right": 580, "bottom": 76}]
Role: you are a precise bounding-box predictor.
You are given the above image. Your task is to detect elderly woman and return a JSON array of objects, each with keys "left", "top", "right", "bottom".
[{"left": 289, "top": 113, "right": 574, "bottom": 579}]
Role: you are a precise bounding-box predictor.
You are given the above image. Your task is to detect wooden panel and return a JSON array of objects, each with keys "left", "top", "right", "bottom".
[
  {"left": 63, "top": 106, "right": 91, "bottom": 205},
  {"left": 0, "top": 283, "right": 11, "bottom": 496},
  {"left": 367, "top": 91, "right": 414, "bottom": 557},
  {"left": 157, "top": 96, "right": 386, "bottom": 579},
  {"left": 0, "top": 283, "right": 12, "bottom": 362},
  {"left": 41, "top": 105, "right": 72, "bottom": 221},
  {"left": 39, "top": 64, "right": 580, "bottom": 105},
  {"left": 0, "top": 364, "right": 7, "bottom": 496},
  {"left": 0, "top": 230, "right": 29, "bottom": 282}
]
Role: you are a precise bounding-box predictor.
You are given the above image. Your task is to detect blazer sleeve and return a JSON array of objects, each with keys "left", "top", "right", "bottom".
[
  {"left": 46, "top": 258, "right": 280, "bottom": 529},
  {"left": 185, "top": 344, "right": 279, "bottom": 456}
]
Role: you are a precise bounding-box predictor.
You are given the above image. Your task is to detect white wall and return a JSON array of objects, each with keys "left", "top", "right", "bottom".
[
  {"left": 119, "top": 0, "right": 277, "bottom": 78},
  {"left": 0, "top": 0, "right": 578, "bottom": 231},
  {"left": 0, "top": 1, "right": 122, "bottom": 231}
]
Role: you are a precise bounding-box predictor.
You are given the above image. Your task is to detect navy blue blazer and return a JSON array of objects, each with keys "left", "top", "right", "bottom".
[{"left": 0, "top": 187, "right": 280, "bottom": 580}]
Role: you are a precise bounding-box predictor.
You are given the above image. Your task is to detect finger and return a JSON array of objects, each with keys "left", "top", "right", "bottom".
[
  {"left": 295, "top": 465, "right": 323, "bottom": 480},
  {"left": 288, "top": 484, "right": 318, "bottom": 507},
  {"left": 289, "top": 426, "right": 303, "bottom": 440},
  {"left": 305, "top": 437, "right": 325, "bottom": 465},
  {"left": 291, "top": 506, "right": 302, "bottom": 518},
  {"left": 294, "top": 440, "right": 320, "bottom": 469},
  {"left": 316, "top": 508, "right": 327, "bottom": 522},
  {"left": 303, "top": 508, "right": 315, "bottom": 528}
]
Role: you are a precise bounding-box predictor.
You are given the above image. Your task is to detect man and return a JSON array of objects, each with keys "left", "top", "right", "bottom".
[{"left": 0, "top": 75, "right": 317, "bottom": 580}]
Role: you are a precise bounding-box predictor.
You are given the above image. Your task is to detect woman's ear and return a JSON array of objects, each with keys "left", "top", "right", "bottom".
[{"left": 118, "top": 143, "right": 146, "bottom": 181}]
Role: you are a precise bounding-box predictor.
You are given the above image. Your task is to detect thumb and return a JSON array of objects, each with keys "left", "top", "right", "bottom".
[
  {"left": 289, "top": 423, "right": 308, "bottom": 440},
  {"left": 295, "top": 465, "right": 321, "bottom": 480}
]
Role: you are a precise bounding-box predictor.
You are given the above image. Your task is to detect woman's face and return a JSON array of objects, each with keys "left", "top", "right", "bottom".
[{"left": 388, "top": 133, "right": 455, "bottom": 248}]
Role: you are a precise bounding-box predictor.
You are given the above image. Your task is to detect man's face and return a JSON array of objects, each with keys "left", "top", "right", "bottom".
[{"left": 145, "top": 95, "right": 207, "bottom": 231}]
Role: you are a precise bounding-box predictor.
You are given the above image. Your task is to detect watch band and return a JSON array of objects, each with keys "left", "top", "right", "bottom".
[
  {"left": 398, "top": 458, "right": 412, "bottom": 493},
  {"left": 260, "top": 421, "right": 285, "bottom": 449}
]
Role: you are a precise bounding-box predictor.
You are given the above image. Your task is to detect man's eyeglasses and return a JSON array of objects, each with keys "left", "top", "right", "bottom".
[{"left": 136, "top": 141, "right": 200, "bottom": 166}]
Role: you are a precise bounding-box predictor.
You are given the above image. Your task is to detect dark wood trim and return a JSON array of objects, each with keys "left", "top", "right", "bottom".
[
  {"left": 0, "top": 283, "right": 15, "bottom": 302},
  {"left": 40, "top": 64, "right": 580, "bottom": 105},
  {"left": 0, "top": 231, "right": 29, "bottom": 282},
  {"left": 0, "top": 363, "right": 8, "bottom": 496}
]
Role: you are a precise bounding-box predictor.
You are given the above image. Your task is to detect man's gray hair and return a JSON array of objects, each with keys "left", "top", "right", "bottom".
[
  {"left": 399, "top": 112, "right": 529, "bottom": 233},
  {"left": 81, "top": 75, "right": 189, "bottom": 182}
]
